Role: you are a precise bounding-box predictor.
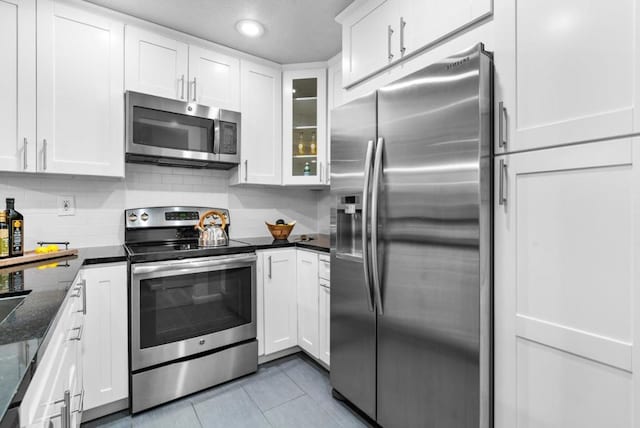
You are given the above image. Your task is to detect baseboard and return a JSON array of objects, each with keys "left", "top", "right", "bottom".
[
  {"left": 259, "top": 346, "right": 330, "bottom": 371},
  {"left": 81, "top": 398, "right": 128, "bottom": 423}
]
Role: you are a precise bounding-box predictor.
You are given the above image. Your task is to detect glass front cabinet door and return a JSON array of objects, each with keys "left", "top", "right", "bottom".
[{"left": 283, "top": 68, "right": 328, "bottom": 185}]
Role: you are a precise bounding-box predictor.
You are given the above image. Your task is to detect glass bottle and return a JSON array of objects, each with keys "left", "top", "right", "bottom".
[
  {"left": 0, "top": 211, "right": 8, "bottom": 259},
  {"left": 303, "top": 162, "right": 311, "bottom": 176},
  {"left": 310, "top": 132, "right": 316, "bottom": 155},
  {"left": 297, "top": 132, "right": 305, "bottom": 155},
  {"left": 6, "top": 198, "right": 24, "bottom": 257}
]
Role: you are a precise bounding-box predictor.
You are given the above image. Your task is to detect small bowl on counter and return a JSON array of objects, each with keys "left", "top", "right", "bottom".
[{"left": 265, "top": 221, "right": 296, "bottom": 241}]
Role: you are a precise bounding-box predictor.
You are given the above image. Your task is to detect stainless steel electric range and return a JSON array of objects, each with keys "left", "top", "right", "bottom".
[{"left": 124, "top": 206, "right": 258, "bottom": 413}]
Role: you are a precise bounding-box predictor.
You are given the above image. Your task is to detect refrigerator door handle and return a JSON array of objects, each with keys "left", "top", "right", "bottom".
[
  {"left": 361, "top": 139, "right": 375, "bottom": 312},
  {"left": 371, "top": 137, "right": 384, "bottom": 315}
]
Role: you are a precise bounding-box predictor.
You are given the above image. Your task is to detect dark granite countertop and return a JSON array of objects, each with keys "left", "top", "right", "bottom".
[
  {"left": 239, "top": 233, "right": 330, "bottom": 254},
  {"left": 0, "top": 246, "right": 127, "bottom": 422}
]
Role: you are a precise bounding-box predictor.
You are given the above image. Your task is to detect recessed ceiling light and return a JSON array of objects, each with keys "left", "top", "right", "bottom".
[{"left": 236, "top": 19, "right": 265, "bottom": 38}]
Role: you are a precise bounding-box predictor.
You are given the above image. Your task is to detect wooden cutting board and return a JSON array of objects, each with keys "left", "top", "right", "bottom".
[{"left": 0, "top": 248, "right": 79, "bottom": 268}]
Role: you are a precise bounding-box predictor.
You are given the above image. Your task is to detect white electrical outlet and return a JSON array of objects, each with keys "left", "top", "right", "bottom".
[{"left": 58, "top": 195, "right": 76, "bottom": 216}]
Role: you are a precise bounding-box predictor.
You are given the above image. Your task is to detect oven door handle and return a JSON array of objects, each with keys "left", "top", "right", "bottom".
[{"left": 132, "top": 253, "right": 257, "bottom": 275}]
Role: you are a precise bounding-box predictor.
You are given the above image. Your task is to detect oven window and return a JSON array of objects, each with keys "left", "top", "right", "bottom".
[
  {"left": 132, "top": 106, "right": 214, "bottom": 153},
  {"left": 139, "top": 267, "right": 251, "bottom": 349}
]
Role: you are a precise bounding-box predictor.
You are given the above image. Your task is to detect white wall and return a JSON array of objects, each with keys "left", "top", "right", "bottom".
[
  {"left": 0, "top": 163, "right": 322, "bottom": 249},
  {"left": 317, "top": 189, "right": 331, "bottom": 234}
]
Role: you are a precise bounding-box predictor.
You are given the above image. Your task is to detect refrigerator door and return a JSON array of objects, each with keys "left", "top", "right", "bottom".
[
  {"left": 375, "top": 44, "right": 492, "bottom": 428},
  {"left": 330, "top": 92, "right": 378, "bottom": 420}
]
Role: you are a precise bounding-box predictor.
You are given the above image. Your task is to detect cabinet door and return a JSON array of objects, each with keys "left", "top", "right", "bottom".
[
  {"left": 399, "top": 0, "right": 491, "bottom": 57},
  {"left": 339, "top": 0, "right": 399, "bottom": 87},
  {"left": 496, "top": 0, "right": 636, "bottom": 154},
  {"left": 188, "top": 45, "right": 240, "bottom": 111},
  {"left": 124, "top": 26, "right": 188, "bottom": 100},
  {"left": 326, "top": 58, "right": 344, "bottom": 186},
  {"left": 82, "top": 263, "right": 127, "bottom": 412},
  {"left": 262, "top": 249, "right": 297, "bottom": 354},
  {"left": 318, "top": 281, "right": 330, "bottom": 366},
  {"left": 237, "top": 60, "right": 282, "bottom": 185},
  {"left": 283, "top": 68, "right": 327, "bottom": 185},
  {"left": 37, "top": 1, "right": 124, "bottom": 177},
  {"left": 0, "top": 0, "right": 35, "bottom": 173},
  {"left": 20, "top": 288, "right": 83, "bottom": 427},
  {"left": 494, "top": 140, "right": 637, "bottom": 427},
  {"left": 297, "top": 250, "right": 319, "bottom": 358}
]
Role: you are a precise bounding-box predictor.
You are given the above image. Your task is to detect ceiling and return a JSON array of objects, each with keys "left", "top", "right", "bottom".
[{"left": 85, "top": 0, "right": 353, "bottom": 64}]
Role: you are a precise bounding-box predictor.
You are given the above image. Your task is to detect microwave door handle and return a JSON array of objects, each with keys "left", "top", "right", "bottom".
[{"left": 213, "top": 120, "right": 221, "bottom": 156}]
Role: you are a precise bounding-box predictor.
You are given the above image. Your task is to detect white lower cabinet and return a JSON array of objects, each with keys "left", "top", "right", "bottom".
[
  {"left": 318, "top": 280, "right": 330, "bottom": 366},
  {"left": 297, "top": 250, "right": 319, "bottom": 358},
  {"left": 81, "top": 263, "right": 127, "bottom": 414},
  {"left": 260, "top": 249, "right": 298, "bottom": 355},
  {"left": 20, "top": 274, "right": 85, "bottom": 428},
  {"left": 494, "top": 139, "right": 638, "bottom": 427},
  {"left": 20, "top": 263, "right": 127, "bottom": 427}
]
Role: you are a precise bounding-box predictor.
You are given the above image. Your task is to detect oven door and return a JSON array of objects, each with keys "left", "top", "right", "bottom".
[
  {"left": 130, "top": 253, "right": 257, "bottom": 371},
  {"left": 126, "top": 91, "right": 220, "bottom": 163}
]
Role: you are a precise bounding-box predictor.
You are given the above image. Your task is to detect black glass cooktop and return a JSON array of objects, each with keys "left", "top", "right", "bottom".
[{"left": 125, "top": 239, "right": 254, "bottom": 263}]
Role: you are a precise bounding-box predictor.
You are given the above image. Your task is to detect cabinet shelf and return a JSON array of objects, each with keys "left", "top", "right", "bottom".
[
  {"left": 293, "top": 126, "right": 317, "bottom": 130},
  {"left": 294, "top": 97, "right": 318, "bottom": 101},
  {"left": 293, "top": 154, "right": 317, "bottom": 159}
]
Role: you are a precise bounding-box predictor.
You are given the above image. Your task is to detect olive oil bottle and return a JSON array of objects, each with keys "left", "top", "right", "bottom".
[{"left": 6, "top": 198, "right": 24, "bottom": 257}]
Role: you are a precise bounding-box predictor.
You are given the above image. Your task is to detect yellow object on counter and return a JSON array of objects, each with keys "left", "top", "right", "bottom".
[{"left": 35, "top": 244, "right": 59, "bottom": 254}]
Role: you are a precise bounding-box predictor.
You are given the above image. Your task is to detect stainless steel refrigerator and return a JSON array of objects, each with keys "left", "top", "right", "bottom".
[{"left": 329, "top": 44, "right": 493, "bottom": 428}]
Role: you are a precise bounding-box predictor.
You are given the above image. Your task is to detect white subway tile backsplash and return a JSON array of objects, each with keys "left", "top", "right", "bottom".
[{"left": 0, "top": 163, "right": 326, "bottom": 249}]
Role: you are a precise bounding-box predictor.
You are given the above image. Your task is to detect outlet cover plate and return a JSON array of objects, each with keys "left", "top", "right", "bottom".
[{"left": 58, "top": 195, "right": 75, "bottom": 216}]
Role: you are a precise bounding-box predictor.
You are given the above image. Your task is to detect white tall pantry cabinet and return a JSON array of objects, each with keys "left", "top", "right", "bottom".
[
  {"left": 491, "top": 0, "right": 640, "bottom": 426},
  {"left": 0, "top": 0, "right": 36, "bottom": 172}
]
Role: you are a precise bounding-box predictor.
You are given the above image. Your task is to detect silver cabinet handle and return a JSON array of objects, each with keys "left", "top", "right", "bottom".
[
  {"left": 69, "top": 325, "right": 83, "bottom": 341},
  {"left": 400, "top": 17, "right": 406, "bottom": 56},
  {"left": 192, "top": 77, "right": 197, "bottom": 101},
  {"left": 319, "top": 161, "right": 323, "bottom": 182},
  {"left": 180, "top": 74, "right": 185, "bottom": 99},
  {"left": 42, "top": 139, "right": 47, "bottom": 170},
  {"left": 499, "top": 159, "right": 508, "bottom": 206},
  {"left": 361, "top": 140, "right": 375, "bottom": 312},
  {"left": 23, "top": 138, "right": 28, "bottom": 170},
  {"left": 62, "top": 390, "right": 71, "bottom": 428},
  {"left": 371, "top": 137, "right": 384, "bottom": 315},
  {"left": 387, "top": 25, "right": 394, "bottom": 62},
  {"left": 268, "top": 256, "right": 272, "bottom": 279},
  {"left": 498, "top": 101, "right": 508, "bottom": 148},
  {"left": 244, "top": 159, "right": 248, "bottom": 182},
  {"left": 80, "top": 280, "right": 86, "bottom": 315}
]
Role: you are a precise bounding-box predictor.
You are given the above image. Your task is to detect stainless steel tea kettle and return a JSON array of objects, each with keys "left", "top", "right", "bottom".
[{"left": 194, "top": 209, "right": 228, "bottom": 247}]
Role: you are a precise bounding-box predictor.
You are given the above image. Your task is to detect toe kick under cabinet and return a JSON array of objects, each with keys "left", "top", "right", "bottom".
[
  {"left": 20, "top": 262, "right": 127, "bottom": 427},
  {"left": 257, "top": 248, "right": 330, "bottom": 367}
]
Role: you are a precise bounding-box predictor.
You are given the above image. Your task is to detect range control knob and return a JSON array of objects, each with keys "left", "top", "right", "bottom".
[
  {"left": 140, "top": 212, "right": 149, "bottom": 221},
  {"left": 128, "top": 213, "right": 138, "bottom": 222}
]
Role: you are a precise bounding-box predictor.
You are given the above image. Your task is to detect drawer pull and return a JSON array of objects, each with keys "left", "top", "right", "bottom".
[{"left": 69, "top": 325, "right": 83, "bottom": 341}]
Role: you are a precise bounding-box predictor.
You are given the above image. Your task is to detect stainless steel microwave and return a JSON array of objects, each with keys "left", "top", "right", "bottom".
[{"left": 125, "top": 91, "right": 240, "bottom": 169}]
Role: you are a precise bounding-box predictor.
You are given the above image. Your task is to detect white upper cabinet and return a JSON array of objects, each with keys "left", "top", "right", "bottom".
[
  {"left": 188, "top": 46, "right": 240, "bottom": 111},
  {"left": 232, "top": 60, "right": 282, "bottom": 185},
  {"left": 37, "top": 0, "right": 124, "bottom": 177},
  {"left": 297, "top": 250, "right": 319, "bottom": 358},
  {"left": 125, "top": 26, "right": 241, "bottom": 112},
  {"left": 125, "top": 26, "right": 189, "bottom": 100},
  {"left": 337, "top": 0, "right": 492, "bottom": 87},
  {"left": 495, "top": 0, "right": 636, "bottom": 153},
  {"left": 282, "top": 67, "right": 328, "bottom": 185},
  {"left": 0, "top": 0, "right": 36, "bottom": 173}
]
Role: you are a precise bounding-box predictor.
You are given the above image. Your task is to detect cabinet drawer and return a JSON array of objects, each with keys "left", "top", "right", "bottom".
[{"left": 319, "top": 257, "right": 330, "bottom": 281}]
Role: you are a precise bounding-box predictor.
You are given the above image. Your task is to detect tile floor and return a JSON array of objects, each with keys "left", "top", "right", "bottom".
[{"left": 83, "top": 354, "right": 371, "bottom": 428}]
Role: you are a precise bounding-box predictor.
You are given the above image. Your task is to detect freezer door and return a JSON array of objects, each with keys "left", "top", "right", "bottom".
[
  {"left": 329, "top": 92, "right": 378, "bottom": 420},
  {"left": 375, "top": 44, "right": 492, "bottom": 428}
]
